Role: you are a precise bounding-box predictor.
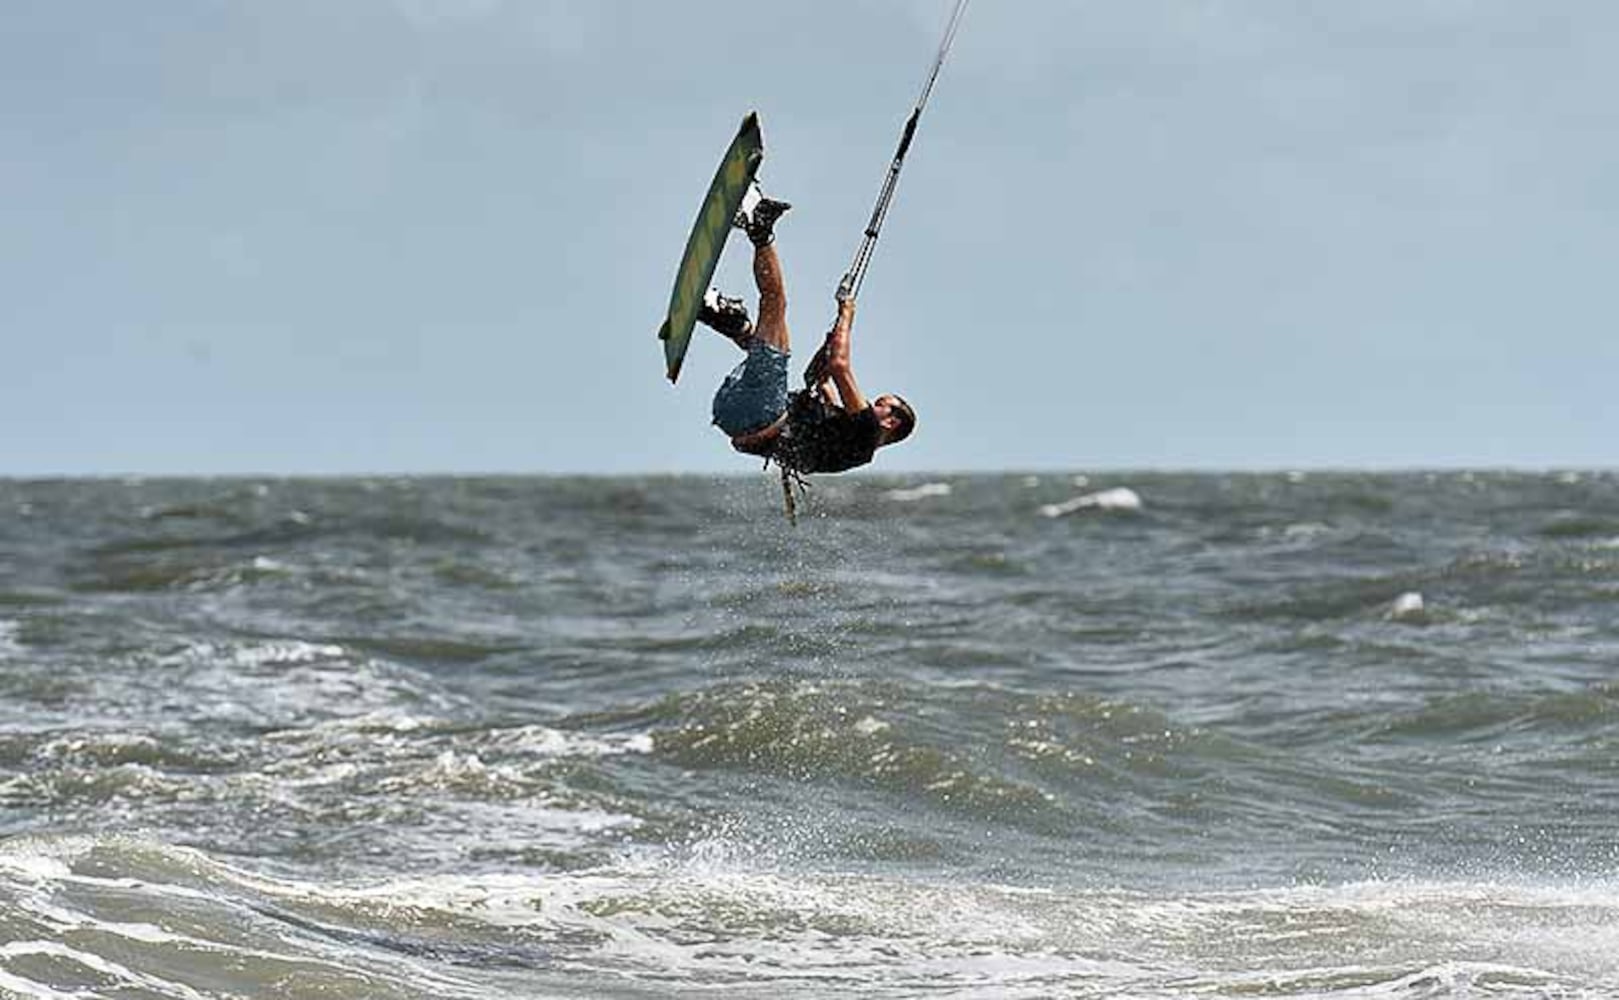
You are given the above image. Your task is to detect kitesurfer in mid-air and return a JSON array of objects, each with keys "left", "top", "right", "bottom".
[{"left": 700, "top": 183, "right": 917, "bottom": 474}]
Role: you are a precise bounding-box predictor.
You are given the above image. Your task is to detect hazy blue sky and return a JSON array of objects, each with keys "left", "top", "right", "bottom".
[{"left": 5, "top": 1, "right": 1615, "bottom": 476}]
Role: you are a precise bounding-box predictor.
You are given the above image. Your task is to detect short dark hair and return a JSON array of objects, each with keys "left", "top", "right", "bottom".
[{"left": 885, "top": 395, "right": 916, "bottom": 445}]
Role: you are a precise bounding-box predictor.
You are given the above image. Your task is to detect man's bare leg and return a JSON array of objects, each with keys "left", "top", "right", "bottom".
[
  {"left": 752, "top": 241, "right": 789, "bottom": 353},
  {"left": 722, "top": 233, "right": 793, "bottom": 455}
]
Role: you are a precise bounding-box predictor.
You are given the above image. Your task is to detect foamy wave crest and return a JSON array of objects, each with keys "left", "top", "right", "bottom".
[
  {"left": 5, "top": 835, "right": 1618, "bottom": 998},
  {"left": 882, "top": 482, "right": 952, "bottom": 502},
  {"left": 1040, "top": 486, "right": 1143, "bottom": 517}
]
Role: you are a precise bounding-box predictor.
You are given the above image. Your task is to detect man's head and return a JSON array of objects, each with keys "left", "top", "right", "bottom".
[{"left": 873, "top": 394, "right": 916, "bottom": 447}]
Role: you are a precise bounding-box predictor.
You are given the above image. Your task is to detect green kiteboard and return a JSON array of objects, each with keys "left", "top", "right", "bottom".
[{"left": 658, "top": 112, "right": 764, "bottom": 383}]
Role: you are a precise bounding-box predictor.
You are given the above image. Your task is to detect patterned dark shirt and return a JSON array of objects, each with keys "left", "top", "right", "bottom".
[{"left": 771, "top": 391, "right": 881, "bottom": 474}]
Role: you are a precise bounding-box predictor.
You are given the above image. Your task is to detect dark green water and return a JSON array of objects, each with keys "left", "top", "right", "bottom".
[{"left": 2, "top": 472, "right": 1617, "bottom": 997}]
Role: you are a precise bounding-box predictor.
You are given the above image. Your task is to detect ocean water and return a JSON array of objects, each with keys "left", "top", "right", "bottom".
[{"left": 2, "top": 472, "right": 1617, "bottom": 999}]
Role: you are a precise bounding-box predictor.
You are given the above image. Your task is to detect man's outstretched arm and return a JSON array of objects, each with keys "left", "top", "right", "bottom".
[{"left": 823, "top": 297, "right": 868, "bottom": 413}]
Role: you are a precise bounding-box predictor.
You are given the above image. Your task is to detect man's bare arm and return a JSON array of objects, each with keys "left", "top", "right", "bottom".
[{"left": 824, "top": 297, "right": 868, "bottom": 413}]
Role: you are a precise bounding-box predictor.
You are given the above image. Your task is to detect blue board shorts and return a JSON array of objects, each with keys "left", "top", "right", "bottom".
[{"left": 712, "top": 343, "right": 790, "bottom": 437}]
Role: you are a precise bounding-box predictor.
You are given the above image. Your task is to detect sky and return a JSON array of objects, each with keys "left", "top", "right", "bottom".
[{"left": 3, "top": 0, "right": 1616, "bottom": 476}]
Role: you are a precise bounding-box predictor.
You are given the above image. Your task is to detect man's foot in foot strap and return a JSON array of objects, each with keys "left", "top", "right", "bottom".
[
  {"left": 699, "top": 287, "right": 755, "bottom": 345},
  {"left": 734, "top": 183, "right": 792, "bottom": 247}
]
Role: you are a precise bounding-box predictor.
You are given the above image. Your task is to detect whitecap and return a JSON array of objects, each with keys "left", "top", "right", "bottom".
[
  {"left": 1039, "top": 486, "right": 1143, "bottom": 518},
  {"left": 852, "top": 716, "right": 889, "bottom": 736},
  {"left": 883, "top": 482, "right": 952, "bottom": 502},
  {"left": 1271, "top": 522, "right": 1331, "bottom": 542},
  {"left": 156, "top": 639, "right": 348, "bottom": 672},
  {"left": 1389, "top": 591, "right": 1426, "bottom": 621},
  {"left": 479, "top": 723, "right": 655, "bottom": 759}
]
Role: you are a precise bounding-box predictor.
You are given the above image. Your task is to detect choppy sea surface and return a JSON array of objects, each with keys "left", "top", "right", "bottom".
[{"left": 2, "top": 472, "right": 1617, "bottom": 999}]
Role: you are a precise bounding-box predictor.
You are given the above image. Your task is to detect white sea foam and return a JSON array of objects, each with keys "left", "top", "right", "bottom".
[
  {"left": 156, "top": 639, "right": 348, "bottom": 671},
  {"left": 8, "top": 832, "right": 1618, "bottom": 997},
  {"left": 0, "top": 965, "right": 83, "bottom": 1000},
  {"left": 1040, "top": 486, "right": 1143, "bottom": 518},
  {"left": 0, "top": 941, "right": 213, "bottom": 1000},
  {"left": 1283, "top": 521, "right": 1332, "bottom": 540},
  {"left": 0, "top": 844, "right": 74, "bottom": 884},
  {"left": 263, "top": 708, "right": 437, "bottom": 741},
  {"left": 882, "top": 482, "right": 952, "bottom": 502},
  {"left": 478, "top": 723, "right": 654, "bottom": 759},
  {"left": 1389, "top": 591, "right": 1426, "bottom": 620},
  {"left": 140, "top": 638, "right": 461, "bottom": 730}
]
